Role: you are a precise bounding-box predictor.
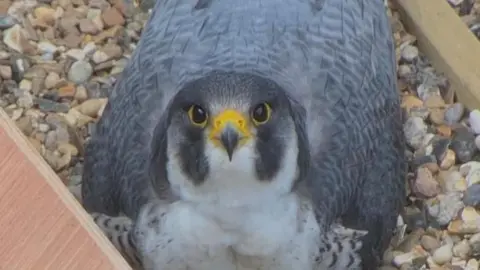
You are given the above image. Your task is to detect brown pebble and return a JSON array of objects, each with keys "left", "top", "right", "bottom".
[
  {"left": 429, "top": 108, "right": 446, "bottom": 125},
  {"left": 0, "top": 0, "right": 11, "bottom": 14},
  {"left": 401, "top": 95, "right": 424, "bottom": 112},
  {"left": 34, "top": 6, "right": 57, "bottom": 26},
  {"left": 102, "top": 7, "right": 125, "bottom": 27},
  {"left": 425, "top": 95, "right": 446, "bottom": 109},
  {"left": 421, "top": 235, "right": 441, "bottom": 253},
  {"left": 440, "top": 149, "right": 456, "bottom": 170},
  {"left": 58, "top": 83, "right": 77, "bottom": 98},
  {"left": 79, "top": 18, "right": 100, "bottom": 34},
  {"left": 413, "top": 167, "right": 441, "bottom": 198},
  {"left": 0, "top": 65, "right": 12, "bottom": 80},
  {"left": 437, "top": 125, "right": 452, "bottom": 137}
]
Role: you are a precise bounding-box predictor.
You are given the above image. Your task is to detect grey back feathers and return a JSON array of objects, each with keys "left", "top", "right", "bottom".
[{"left": 82, "top": 0, "right": 406, "bottom": 268}]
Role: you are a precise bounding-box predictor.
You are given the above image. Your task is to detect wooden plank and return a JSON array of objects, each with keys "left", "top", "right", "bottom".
[
  {"left": 392, "top": 0, "right": 480, "bottom": 110},
  {"left": 0, "top": 108, "right": 132, "bottom": 270}
]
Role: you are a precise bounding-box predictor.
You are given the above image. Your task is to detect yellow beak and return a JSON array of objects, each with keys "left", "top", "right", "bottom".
[{"left": 209, "top": 110, "right": 251, "bottom": 161}]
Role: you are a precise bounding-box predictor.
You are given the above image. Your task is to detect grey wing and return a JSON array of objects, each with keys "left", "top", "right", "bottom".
[
  {"left": 299, "top": 0, "right": 406, "bottom": 268},
  {"left": 81, "top": 0, "right": 204, "bottom": 218}
]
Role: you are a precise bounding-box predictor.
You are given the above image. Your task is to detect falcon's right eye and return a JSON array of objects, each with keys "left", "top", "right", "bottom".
[{"left": 187, "top": 104, "right": 208, "bottom": 128}]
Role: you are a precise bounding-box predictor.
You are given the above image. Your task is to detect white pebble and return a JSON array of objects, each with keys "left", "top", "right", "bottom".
[
  {"left": 467, "top": 168, "right": 480, "bottom": 186},
  {"left": 475, "top": 135, "right": 480, "bottom": 151},
  {"left": 37, "top": 41, "right": 58, "bottom": 54},
  {"left": 66, "top": 49, "right": 86, "bottom": 61},
  {"left": 452, "top": 239, "right": 471, "bottom": 259},
  {"left": 403, "top": 116, "right": 428, "bottom": 149},
  {"left": 470, "top": 109, "right": 480, "bottom": 134},
  {"left": 68, "top": 60, "right": 93, "bottom": 84},
  {"left": 400, "top": 44, "right": 419, "bottom": 62},
  {"left": 432, "top": 244, "right": 453, "bottom": 265}
]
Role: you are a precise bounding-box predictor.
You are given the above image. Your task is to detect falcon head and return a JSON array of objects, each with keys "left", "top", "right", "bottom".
[{"left": 150, "top": 71, "right": 310, "bottom": 206}]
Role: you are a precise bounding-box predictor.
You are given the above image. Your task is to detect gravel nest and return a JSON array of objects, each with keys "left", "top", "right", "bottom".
[
  {"left": 448, "top": 0, "right": 480, "bottom": 39},
  {"left": 1, "top": 0, "right": 480, "bottom": 269}
]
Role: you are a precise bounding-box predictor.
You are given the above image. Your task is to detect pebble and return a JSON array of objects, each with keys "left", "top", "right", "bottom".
[
  {"left": 392, "top": 247, "right": 428, "bottom": 267},
  {"left": 465, "top": 259, "right": 479, "bottom": 270},
  {"left": 19, "top": 79, "right": 32, "bottom": 91},
  {"left": 34, "top": 98, "right": 70, "bottom": 113},
  {"left": 421, "top": 235, "right": 441, "bottom": 252},
  {"left": 469, "top": 109, "right": 480, "bottom": 134},
  {"left": 0, "top": 65, "right": 12, "bottom": 79},
  {"left": 437, "top": 170, "right": 467, "bottom": 193},
  {"left": 451, "top": 127, "right": 477, "bottom": 163},
  {"left": 412, "top": 167, "right": 440, "bottom": 198},
  {"left": 101, "top": 7, "right": 125, "bottom": 27},
  {"left": 432, "top": 244, "right": 453, "bottom": 265},
  {"left": 444, "top": 103, "right": 465, "bottom": 125},
  {"left": 426, "top": 192, "right": 464, "bottom": 226},
  {"left": 440, "top": 149, "right": 456, "bottom": 170},
  {"left": 37, "top": 41, "right": 58, "bottom": 54},
  {"left": 464, "top": 184, "right": 480, "bottom": 207},
  {"left": 453, "top": 239, "right": 471, "bottom": 259},
  {"left": 17, "top": 92, "right": 34, "bottom": 109},
  {"left": 44, "top": 72, "right": 61, "bottom": 89},
  {"left": 400, "top": 44, "right": 419, "bottom": 62},
  {"left": 33, "top": 6, "right": 57, "bottom": 26},
  {"left": 16, "top": 116, "right": 34, "bottom": 136},
  {"left": 10, "top": 56, "right": 29, "bottom": 82},
  {"left": 82, "top": 42, "right": 97, "bottom": 56},
  {"left": 466, "top": 168, "right": 480, "bottom": 186},
  {"left": 3, "top": 24, "right": 35, "bottom": 54},
  {"left": 404, "top": 116, "right": 428, "bottom": 149},
  {"left": 0, "top": 15, "right": 16, "bottom": 30},
  {"left": 67, "top": 60, "right": 93, "bottom": 84},
  {"left": 66, "top": 49, "right": 86, "bottom": 61},
  {"left": 417, "top": 84, "right": 441, "bottom": 102},
  {"left": 79, "top": 18, "right": 100, "bottom": 34},
  {"left": 74, "top": 85, "right": 88, "bottom": 102},
  {"left": 403, "top": 206, "right": 428, "bottom": 230},
  {"left": 74, "top": 98, "right": 107, "bottom": 118}
]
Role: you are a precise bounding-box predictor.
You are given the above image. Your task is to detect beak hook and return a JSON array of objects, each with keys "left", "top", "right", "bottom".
[{"left": 220, "top": 125, "right": 239, "bottom": 161}]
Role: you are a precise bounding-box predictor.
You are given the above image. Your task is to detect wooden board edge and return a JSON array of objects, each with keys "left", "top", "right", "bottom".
[
  {"left": 392, "top": 0, "right": 480, "bottom": 110},
  {"left": 0, "top": 108, "right": 132, "bottom": 270}
]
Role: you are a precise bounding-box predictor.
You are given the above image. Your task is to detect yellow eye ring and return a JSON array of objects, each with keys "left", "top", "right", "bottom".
[
  {"left": 251, "top": 103, "right": 271, "bottom": 125},
  {"left": 187, "top": 104, "right": 208, "bottom": 128}
]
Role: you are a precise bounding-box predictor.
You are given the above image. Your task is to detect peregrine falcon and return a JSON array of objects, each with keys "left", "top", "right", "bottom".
[{"left": 81, "top": 0, "right": 407, "bottom": 269}]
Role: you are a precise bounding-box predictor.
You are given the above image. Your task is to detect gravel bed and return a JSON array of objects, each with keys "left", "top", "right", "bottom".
[
  {"left": 1, "top": 0, "right": 480, "bottom": 269},
  {"left": 447, "top": 0, "right": 480, "bottom": 39}
]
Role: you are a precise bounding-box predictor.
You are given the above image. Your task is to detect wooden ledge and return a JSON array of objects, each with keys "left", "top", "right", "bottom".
[
  {"left": 393, "top": 0, "right": 480, "bottom": 110},
  {"left": 0, "top": 108, "right": 131, "bottom": 270}
]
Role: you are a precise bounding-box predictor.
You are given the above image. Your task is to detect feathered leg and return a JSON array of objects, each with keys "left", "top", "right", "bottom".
[
  {"left": 316, "top": 225, "right": 366, "bottom": 270},
  {"left": 90, "top": 213, "right": 143, "bottom": 269}
]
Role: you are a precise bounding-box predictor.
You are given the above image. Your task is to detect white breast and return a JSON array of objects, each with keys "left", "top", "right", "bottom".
[{"left": 135, "top": 194, "right": 322, "bottom": 270}]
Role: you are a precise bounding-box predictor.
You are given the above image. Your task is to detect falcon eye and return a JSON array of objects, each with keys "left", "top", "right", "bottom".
[
  {"left": 251, "top": 103, "right": 271, "bottom": 125},
  {"left": 187, "top": 104, "right": 208, "bottom": 127}
]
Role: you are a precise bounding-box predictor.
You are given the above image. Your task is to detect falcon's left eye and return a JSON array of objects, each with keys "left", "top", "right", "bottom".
[
  {"left": 187, "top": 104, "right": 208, "bottom": 128},
  {"left": 251, "top": 102, "right": 272, "bottom": 125}
]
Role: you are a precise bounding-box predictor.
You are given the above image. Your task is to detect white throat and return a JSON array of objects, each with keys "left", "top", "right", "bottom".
[{"left": 166, "top": 136, "right": 299, "bottom": 209}]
